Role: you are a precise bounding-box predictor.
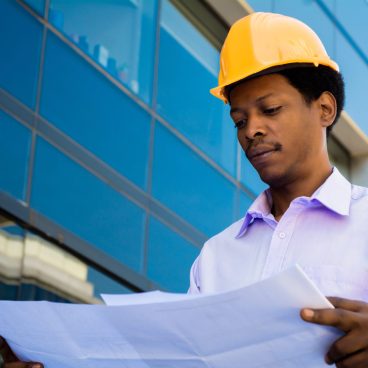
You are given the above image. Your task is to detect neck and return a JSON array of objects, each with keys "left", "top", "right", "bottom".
[{"left": 270, "top": 162, "right": 333, "bottom": 221}]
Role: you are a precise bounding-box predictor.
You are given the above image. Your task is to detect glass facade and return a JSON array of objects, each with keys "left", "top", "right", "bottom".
[
  {"left": 0, "top": 110, "right": 31, "bottom": 200},
  {"left": 49, "top": 0, "right": 158, "bottom": 104},
  {"left": 40, "top": 31, "right": 152, "bottom": 189},
  {"left": 0, "top": 215, "right": 132, "bottom": 302},
  {"left": 157, "top": 0, "right": 237, "bottom": 176},
  {"left": 147, "top": 216, "right": 199, "bottom": 292},
  {"left": 0, "top": 0, "right": 259, "bottom": 297},
  {"left": 0, "top": 0, "right": 363, "bottom": 300},
  {"left": 31, "top": 138, "right": 147, "bottom": 272},
  {"left": 0, "top": 0, "right": 43, "bottom": 108}
]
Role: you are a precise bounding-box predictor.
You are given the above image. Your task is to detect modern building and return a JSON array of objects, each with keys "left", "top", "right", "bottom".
[{"left": 1, "top": 0, "right": 367, "bottom": 302}]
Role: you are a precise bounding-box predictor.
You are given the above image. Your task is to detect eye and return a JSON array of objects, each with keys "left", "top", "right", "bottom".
[
  {"left": 234, "top": 119, "right": 247, "bottom": 129},
  {"left": 263, "top": 106, "right": 282, "bottom": 115}
]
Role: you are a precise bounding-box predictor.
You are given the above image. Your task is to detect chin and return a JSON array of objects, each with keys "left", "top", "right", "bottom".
[{"left": 257, "top": 167, "right": 290, "bottom": 188}]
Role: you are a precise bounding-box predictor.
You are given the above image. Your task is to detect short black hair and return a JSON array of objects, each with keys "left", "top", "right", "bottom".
[
  {"left": 225, "top": 64, "right": 345, "bottom": 135},
  {"left": 278, "top": 65, "right": 345, "bottom": 134}
]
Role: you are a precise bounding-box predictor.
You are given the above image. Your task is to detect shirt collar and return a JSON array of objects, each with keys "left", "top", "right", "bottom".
[
  {"left": 235, "top": 167, "right": 351, "bottom": 239},
  {"left": 310, "top": 167, "right": 351, "bottom": 216},
  {"left": 235, "top": 190, "right": 273, "bottom": 239}
]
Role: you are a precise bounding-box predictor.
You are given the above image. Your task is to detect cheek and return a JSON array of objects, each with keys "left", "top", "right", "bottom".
[{"left": 284, "top": 118, "right": 318, "bottom": 158}]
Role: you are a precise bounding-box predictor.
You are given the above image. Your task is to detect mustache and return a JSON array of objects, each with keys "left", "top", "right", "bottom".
[{"left": 244, "top": 138, "right": 282, "bottom": 157}]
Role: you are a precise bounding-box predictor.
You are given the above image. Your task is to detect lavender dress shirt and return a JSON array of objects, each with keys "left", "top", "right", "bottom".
[{"left": 189, "top": 168, "right": 368, "bottom": 301}]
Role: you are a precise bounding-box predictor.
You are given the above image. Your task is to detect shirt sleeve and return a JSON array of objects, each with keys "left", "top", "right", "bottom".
[{"left": 187, "top": 256, "right": 201, "bottom": 294}]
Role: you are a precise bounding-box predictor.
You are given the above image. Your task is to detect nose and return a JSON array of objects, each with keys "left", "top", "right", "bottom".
[{"left": 244, "top": 113, "right": 266, "bottom": 140}]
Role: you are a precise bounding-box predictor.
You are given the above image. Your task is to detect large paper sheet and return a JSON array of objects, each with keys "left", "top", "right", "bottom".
[
  {"left": 101, "top": 290, "right": 205, "bottom": 306},
  {"left": 0, "top": 265, "right": 341, "bottom": 367}
]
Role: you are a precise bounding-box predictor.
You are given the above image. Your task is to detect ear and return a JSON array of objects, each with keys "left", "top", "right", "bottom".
[{"left": 318, "top": 91, "right": 337, "bottom": 128}]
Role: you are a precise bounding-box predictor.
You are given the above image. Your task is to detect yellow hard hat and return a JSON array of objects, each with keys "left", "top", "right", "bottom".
[{"left": 211, "top": 12, "right": 339, "bottom": 103}]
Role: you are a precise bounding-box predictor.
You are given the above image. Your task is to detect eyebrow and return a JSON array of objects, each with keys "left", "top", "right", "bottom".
[{"left": 230, "top": 93, "right": 275, "bottom": 115}]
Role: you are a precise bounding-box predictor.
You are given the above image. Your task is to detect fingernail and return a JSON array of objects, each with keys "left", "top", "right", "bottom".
[
  {"left": 31, "top": 364, "right": 43, "bottom": 368},
  {"left": 325, "top": 355, "right": 332, "bottom": 365},
  {"left": 303, "top": 309, "right": 314, "bottom": 319}
]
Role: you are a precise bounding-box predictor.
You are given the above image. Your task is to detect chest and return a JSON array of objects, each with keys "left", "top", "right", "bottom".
[{"left": 201, "top": 211, "right": 368, "bottom": 300}]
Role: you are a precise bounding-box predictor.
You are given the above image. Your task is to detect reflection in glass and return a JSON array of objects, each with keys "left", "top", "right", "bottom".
[
  {"left": 49, "top": 0, "right": 158, "bottom": 103},
  {"left": 40, "top": 32, "right": 152, "bottom": 190},
  {"left": 0, "top": 214, "right": 133, "bottom": 303}
]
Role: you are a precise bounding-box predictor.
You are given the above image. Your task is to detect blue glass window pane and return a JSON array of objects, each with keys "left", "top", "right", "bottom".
[
  {"left": 41, "top": 32, "right": 151, "bottom": 190},
  {"left": 240, "top": 153, "right": 268, "bottom": 197},
  {"left": 335, "top": 1, "right": 368, "bottom": 57},
  {"left": 0, "top": 283, "right": 18, "bottom": 300},
  {"left": 246, "top": 0, "right": 273, "bottom": 11},
  {"left": 13, "top": 284, "right": 35, "bottom": 301},
  {"left": 49, "top": 0, "right": 157, "bottom": 104},
  {"left": 31, "top": 138, "right": 146, "bottom": 272},
  {"left": 237, "top": 190, "right": 254, "bottom": 219},
  {"left": 152, "top": 124, "right": 237, "bottom": 237},
  {"left": 22, "top": 0, "right": 45, "bottom": 16},
  {"left": 88, "top": 267, "right": 133, "bottom": 299},
  {"left": 1, "top": 225, "right": 26, "bottom": 237},
  {"left": 157, "top": 0, "right": 237, "bottom": 176},
  {"left": 33, "top": 286, "right": 71, "bottom": 302},
  {"left": 335, "top": 33, "right": 368, "bottom": 135},
  {"left": 147, "top": 217, "right": 199, "bottom": 292},
  {"left": 0, "top": 110, "right": 31, "bottom": 200},
  {"left": 0, "top": 0, "right": 43, "bottom": 108}
]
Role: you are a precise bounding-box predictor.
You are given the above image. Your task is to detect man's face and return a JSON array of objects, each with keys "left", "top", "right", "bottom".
[{"left": 229, "top": 73, "right": 326, "bottom": 187}]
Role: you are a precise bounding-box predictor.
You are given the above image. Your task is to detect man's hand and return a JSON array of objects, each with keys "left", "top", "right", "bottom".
[
  {"left": 0, "top": 336, "right": 43, "bottom": 368},
  {"left": 301, "top": 297, "right": 368, "bottom": 367}
]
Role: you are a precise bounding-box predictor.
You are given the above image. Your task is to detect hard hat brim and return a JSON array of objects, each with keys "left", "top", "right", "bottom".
[{"left": 211, "top": 60, "right": 339, "bottom": 104}]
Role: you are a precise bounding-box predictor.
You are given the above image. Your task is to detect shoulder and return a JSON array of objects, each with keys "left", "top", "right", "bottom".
[{"left": 202, "top": 217, "right": 244, "bottom": 252}]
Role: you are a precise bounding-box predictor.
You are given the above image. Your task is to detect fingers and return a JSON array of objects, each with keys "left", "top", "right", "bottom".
[
  {"left": 333, "top": 350, "right": 368, "bottom": 368},
  {"left": 327, "top": 297, "right": 367, "bottom": 313},
  {"left": 0, "top": 336, "right": 18, "bottom": 362},
  {"left": 301, "top": 298, "right": 368, "bottom": 366},
  {"left": 300, "top": 307, "right": 353, "bottom": 332},
  {"left": 0, "top": 336, "right": 43, "bottom": 368},
  {"left": 4, "top": 363, "right": 43, "bottom": 368},
  {"left": 325, "top": 331, "right": 366, "bottom": 365}
]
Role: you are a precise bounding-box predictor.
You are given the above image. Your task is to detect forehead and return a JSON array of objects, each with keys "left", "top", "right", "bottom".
[{"left": 229, "top": 73, "right": 299, "bottom": 106}]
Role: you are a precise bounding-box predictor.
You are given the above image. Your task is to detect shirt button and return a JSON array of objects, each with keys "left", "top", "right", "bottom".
[{"left": 279, "top": 232, "right": 286, "bottom": 239}]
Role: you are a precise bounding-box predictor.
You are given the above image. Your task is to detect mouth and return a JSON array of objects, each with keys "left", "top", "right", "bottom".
[
  {"left": 248, "top": 149, "right": 275, "bottom": 160},
  {"left": 246, "top": 145, "right": 281, "bottom": 166}
]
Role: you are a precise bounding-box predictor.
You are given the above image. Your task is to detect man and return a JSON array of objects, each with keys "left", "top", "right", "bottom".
[
  {"left": 188, "top": 12, "right": 368, "bottom": 368},
  {"left": 2, "top": 11, "right": 368, "bottom": 368}
]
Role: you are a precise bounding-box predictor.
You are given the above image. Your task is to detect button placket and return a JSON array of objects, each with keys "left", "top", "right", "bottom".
[
  {"left": 261, "top": 206, "right": 302, "bottom": 280},
  {"left": 278, "top": 231, "right": 286, "bottom": 239}
]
